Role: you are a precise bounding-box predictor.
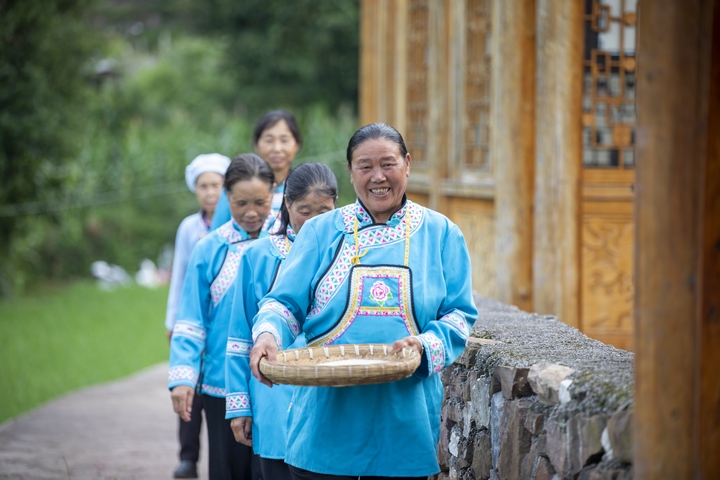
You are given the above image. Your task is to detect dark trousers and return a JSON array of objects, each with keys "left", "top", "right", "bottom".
[
  {"left": 288, "top": 465, "right": 427, "bottom": 480},
  {"left": 260, "top": 457, "right": 292, "bottom": 480},
  {"left": 203, "top": 394, "right": 253, "bottom": 480},
  {"left": 178, "top": 391, "right": 204, "bottom": 462}
]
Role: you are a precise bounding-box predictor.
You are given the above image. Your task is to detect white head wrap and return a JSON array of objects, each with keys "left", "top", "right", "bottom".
[{"left": 185, "top": 153, "right": 231, "bottom": 193}]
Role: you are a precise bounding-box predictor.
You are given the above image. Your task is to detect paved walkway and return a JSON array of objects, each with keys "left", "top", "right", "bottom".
[{"left": 0, "top": 363, "right": 208, "bottom": 479}]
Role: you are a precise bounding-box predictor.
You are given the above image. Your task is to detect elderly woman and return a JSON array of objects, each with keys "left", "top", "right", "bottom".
[
  {"left": 249, "top": 123, "right": 478, "bottom": 479},
  {"left": 170, "top": 153, "right": 276, "bottom": 480},
  {"left": 165, "top": 152, "right": 230, "bottom": 479},
  {"left": 226, "top": 163, "right": 338, "bottom": 480}
]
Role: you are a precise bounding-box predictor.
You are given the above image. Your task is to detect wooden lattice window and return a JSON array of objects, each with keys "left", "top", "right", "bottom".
[
  {"left": 464, "top": 0, "right": 492, "bottom": 171},
  {"left": 581, "top": 0, "right": 638, "bottom": 168},
  {"left": 406, "top": 0, "right": 429, "bottom": 166}
]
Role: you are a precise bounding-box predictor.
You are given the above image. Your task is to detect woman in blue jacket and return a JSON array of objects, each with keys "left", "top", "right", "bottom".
[
  {"left": 225, "top": 163, "right": 338, "bottom": 480},
  {"left": 249, "top": 124, "right": 478, "bottom": 479},
  {"left": 169, "top": 153, "right": 276, "bottom": 480}
]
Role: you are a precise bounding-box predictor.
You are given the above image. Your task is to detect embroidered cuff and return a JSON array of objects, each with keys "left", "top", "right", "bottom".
[
  {"left": 259, "top": 300, "right": 300, "bottom": 339},
  {"left": 417, "top": 332, "right": 446, "bottom": 374},
  {"left": 253, "top": 322, "right": 283, "bottom": 351},
  {"left": 168, "top": 365, "right": 198, "bottom": 387},
  {"left": 226, "top": 392, "right": 252, "bottom": 417},
  {"left": 438, "top": 310, "right": 471, "bottom": 338}
]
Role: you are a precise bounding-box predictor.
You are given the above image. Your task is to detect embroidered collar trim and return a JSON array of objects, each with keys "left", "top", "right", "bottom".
[
  {"left": 216, "top": 219, "right": 267, "bottom": 244},
  {"left": 355, "top": 195, "right": 408, "bottom": 227}
]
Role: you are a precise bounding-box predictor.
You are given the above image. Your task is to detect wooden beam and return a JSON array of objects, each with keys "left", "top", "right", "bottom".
[
  {"left": 634, "top": 0, "right": 720, "bottom": 477},
  {"left": 491, "top": 0, "right": 536, "bottom": 311},
  {"left": 698, "top": 4, "right": 720, "bottom": 474},
  {"left": 532, "top": 0, "right": 583, "bottom": 326},
  {"left": 359, "top": 0, "right": 379, "bottom": 126}
]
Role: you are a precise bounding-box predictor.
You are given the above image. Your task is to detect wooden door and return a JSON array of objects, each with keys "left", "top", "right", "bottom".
[{"left": 579, "top": 0, "right": 638, "bottom": 350}]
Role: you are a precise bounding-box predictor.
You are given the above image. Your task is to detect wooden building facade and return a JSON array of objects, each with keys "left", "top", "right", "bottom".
[
  {"left": 360, "top": 0, "right": 638, "bottom": 350},
  {"left": 361, "top": 1, "right": 720, "bottom": 476}
]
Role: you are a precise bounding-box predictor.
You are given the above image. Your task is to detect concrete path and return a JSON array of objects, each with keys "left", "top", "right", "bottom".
[{"left": 0, "top": 362, "right": 209, "bottom": 479}]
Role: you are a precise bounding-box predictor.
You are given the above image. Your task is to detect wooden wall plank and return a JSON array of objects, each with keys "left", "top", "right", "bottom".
[
  {"left": 532, "top": 0, "right": 583, "bottom": 326},
  {"left": 491, "top": 0, "right": 535, "bottom": 311}
]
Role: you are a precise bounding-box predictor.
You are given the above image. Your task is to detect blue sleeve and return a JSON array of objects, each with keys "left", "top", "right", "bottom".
[
  {"left": 251, "top": 225, "right": 321, "bottom": 350},
  {"left": 414, "top": 224, "right": 478, "bottom": 378},
  {"left": 225, "top": 248, "right": 265, "bottom": 419},
  {"left": 210, "top": 190, "right": 231, "bottom": 231},
  {"left": 168, "top": 239, "right": 215, "bottom": 390}
]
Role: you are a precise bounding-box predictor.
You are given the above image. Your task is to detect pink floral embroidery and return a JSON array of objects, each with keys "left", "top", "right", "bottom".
[
  {"left": 310, "top": 202, "right": 424, "bottom": 317},
  {"left": 369, "top": 280, "right": 392, "bottom": 307}
]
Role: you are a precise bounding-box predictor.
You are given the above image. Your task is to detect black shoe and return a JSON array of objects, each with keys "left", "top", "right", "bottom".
[{"left": 173, "top": 460, "right": 198, "bottom": 479}]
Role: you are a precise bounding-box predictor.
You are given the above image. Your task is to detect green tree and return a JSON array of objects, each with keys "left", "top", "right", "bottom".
[
  {"left": 0, "top": 0, "right": 100, "bottom": 295},
  {"left": 191, "top": 0, "right": 359, "bottom": 113}
]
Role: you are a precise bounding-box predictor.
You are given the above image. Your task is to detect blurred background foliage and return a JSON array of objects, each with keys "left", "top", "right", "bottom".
[{"left": 0, "top": 0, "right": 359, "bottom": 297}]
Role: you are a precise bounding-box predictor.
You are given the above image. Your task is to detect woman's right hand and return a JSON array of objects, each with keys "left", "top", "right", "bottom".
[
  {"left": 230, "top": 417, "right": 253, "bottom": 447},
  {"left": 170, "top": 385, "right": 195, "bottom": 422},
  {"left": 250, "top": 333, "right": 278, "bottom": 388}
]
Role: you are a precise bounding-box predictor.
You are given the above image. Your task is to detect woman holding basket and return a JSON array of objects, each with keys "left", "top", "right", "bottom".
[
  {"left": 225, "top": 163, "right": 338, "bottom": 480},
  {"left": 249, "top": 123, "right": 478, "bottom": 479},
  {"left": 169, "top": 153, "right": 276, "bottom": 480}
]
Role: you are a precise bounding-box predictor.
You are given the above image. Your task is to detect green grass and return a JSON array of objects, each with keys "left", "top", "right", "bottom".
[{"left": 0, "top": 281, "right": 170, "bottom": 424}]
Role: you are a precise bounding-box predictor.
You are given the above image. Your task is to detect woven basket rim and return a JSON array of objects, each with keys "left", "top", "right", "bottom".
[{"left": 259, "top": 343, "right": 421, "bottom": 387}]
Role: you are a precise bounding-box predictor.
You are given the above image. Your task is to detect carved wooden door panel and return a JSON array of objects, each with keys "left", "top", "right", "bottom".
[{"left": 580, "top": 0, "right": 638, "bottom": 350}]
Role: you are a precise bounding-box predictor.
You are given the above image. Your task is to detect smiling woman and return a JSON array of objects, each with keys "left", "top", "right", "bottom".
[
  {"left": 248, "top": 123, "right": 479, "bottom": 479},
  {"left": 168, "top": 153, "right": 276, "bottom": 480},
  {"left": 347, "top": 131, "right": 411, "bottom": 224}
]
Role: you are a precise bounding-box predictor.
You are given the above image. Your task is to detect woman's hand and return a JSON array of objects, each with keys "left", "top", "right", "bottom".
[
  {"left": 250, "top": 333, "right": 278, "bottom": 388},
  {"left": 389, "top": 336, "right": 424, "bottom": 356},
  {"left": 230, "top": 417, "right": 253, "bottom": 447},
  {"left": 170, "top": 385, "right": 195, "bottom": 422}
]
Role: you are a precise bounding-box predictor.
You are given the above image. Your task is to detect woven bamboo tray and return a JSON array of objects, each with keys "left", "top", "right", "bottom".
[{"left": 259, "top": 343, "right": 421, "bottom": 387}]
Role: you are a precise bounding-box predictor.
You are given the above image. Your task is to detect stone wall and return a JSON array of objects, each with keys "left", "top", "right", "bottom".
[{"left": 434, "top": 296, "right": 634, "bottom": 480}]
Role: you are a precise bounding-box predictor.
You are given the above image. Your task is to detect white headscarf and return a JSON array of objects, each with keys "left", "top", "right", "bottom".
[{"left": 185, "top": 153, "right": 232, "bottom": 193}]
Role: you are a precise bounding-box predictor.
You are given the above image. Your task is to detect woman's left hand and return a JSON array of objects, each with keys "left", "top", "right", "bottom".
[{"left": 389, "top": 336, "right": 424, "bottom": 356}]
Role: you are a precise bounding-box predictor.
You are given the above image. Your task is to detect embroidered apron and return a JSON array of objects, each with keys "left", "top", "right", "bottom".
[{"left": 308, "top": 216, "right": 418, "bottom": 346}]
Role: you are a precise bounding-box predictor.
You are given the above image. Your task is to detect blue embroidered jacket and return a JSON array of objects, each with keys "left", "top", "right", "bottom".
[
  {"left": 251, "top": 200, "right": 478, "bottom": 477},
  {"left": 225, "top": 227, "right": 302, "bottom": 460},
  {"left": 168, "top": 220, "right": 266, "bottom": 397}
]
